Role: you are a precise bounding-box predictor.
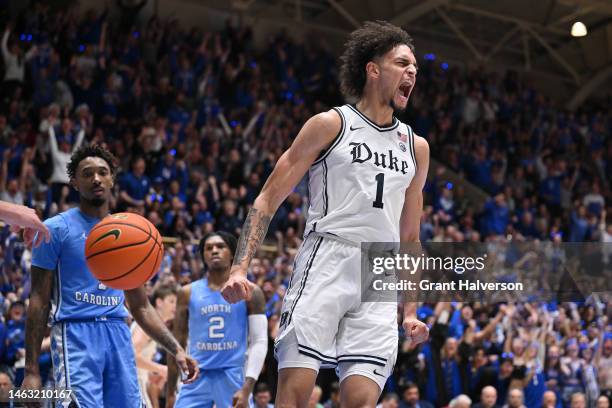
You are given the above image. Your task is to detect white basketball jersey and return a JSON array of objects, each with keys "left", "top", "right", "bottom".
[{"left": 305, "top": 104, "right": 417, "bottom": 243}]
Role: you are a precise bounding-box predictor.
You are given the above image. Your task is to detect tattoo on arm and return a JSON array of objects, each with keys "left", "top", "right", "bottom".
[
  {"left": 168, "top": 286, "right": 189, "bottom": 396},
  {"left": 233, "top": 208, "right": 271, "bottom": 268},
  {"left": 25, "top": 266, "right": 53, "bottom": 374}
]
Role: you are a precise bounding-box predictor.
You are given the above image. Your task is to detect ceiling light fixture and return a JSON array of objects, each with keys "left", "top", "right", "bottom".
[{"left": 571, "top": 21, "right": 587, "bottom": 37}]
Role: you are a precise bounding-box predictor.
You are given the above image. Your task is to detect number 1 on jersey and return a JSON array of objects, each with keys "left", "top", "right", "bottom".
[{"left": 373, "top": 173, "right": 384, "bottom": 209}]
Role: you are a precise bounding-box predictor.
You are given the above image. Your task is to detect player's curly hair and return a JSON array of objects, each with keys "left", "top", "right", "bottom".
[
  {"left": 339, "top": 20, "right": 415, "bottom": 100},
  {"left": 67, "top": 144, "right": 118, "bottom": 180}
]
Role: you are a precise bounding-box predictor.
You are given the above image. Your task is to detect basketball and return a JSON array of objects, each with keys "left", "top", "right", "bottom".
[{"left": 85, "top": 213, "right": 164, "bottom": 290}]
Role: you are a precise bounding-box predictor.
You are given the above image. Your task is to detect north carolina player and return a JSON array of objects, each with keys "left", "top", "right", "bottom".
[
  {"left": 23, "top": 145, "right": 198, "bottom": 407},
  {"left": 221, "top": 21, "right": 429, "bottom": 406},
  {"left": 167, "top": 232, "right": 267, "bottom": 408}
]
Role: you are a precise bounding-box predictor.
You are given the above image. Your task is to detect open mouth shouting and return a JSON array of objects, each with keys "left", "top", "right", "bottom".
[{"left": 395, "top": 80, "right": 413, "bottom": 107}]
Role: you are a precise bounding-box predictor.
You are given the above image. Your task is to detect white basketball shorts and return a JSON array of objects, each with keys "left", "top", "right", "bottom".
[{"left": 274, "top": 232, "right": 398, "bottom": 391}]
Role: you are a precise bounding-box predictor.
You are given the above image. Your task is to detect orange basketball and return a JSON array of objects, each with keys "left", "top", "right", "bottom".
[{"left": 85, "top": 212, "right": 164, "bottom": 290}]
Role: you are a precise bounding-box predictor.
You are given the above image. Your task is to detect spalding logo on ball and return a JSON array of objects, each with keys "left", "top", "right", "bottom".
[{"left": 85, "top": 212, "right": 164, "bottom": 290}]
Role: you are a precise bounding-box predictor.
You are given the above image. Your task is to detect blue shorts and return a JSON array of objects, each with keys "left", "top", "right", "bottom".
[
  {"left": 51, "top": 320, "right": 143, "bottom": 408},
  {"left": 175, "top": 366, "right": 243, "bottom": 408}
]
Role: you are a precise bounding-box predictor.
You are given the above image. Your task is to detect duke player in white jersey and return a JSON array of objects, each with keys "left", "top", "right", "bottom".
[{"left": 221, "top": 21, "right": 429, "bottom": 406}]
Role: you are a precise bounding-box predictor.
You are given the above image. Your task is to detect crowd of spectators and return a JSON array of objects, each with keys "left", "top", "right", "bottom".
[{"left": 0, "top": 3, "right": 610, "bottom": 407}]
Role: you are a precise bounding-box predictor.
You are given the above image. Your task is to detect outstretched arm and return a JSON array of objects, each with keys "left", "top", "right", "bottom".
[
  {"left": 399, "top": 135, "right": 430, "bottom": 345},
  {"left": 125, "top": 286, "right": 198, "bottom": 383},
  {"left": 594, "top": 315, "right": 607, "bottom": 366},
  {"left": 473, "top": 307, "right": 505, "bottom": 344},
  {"left": 222, "top": 110, "right": 341, "bottom": 303},
  {"left": 166, "top": 285, "right": 191, "bottom": 408},
  {"left": 22, "top": 266, "right": 53, "bottom": 390},
  {"left": 233, "top": 287, "right": 267, "bottom": 408},
  {"left": 1, "top": 28, "right": 11, "bottom": 61},
  {"left": 0, "top": 201, "right": 50, "bottom": 247},
  {"left": 72, "top": 128, "right": 86, "bottom": 152},
  {"left": 48, "top": 123, "right": 60, "bottom": 157},
  {"left": 400, "top": 135, "right": 430, "bottom": 243}
]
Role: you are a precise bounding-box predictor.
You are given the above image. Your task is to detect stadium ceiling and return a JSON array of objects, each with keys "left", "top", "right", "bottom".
[{"left": 195, "top": 0, "right": 612, "bottom": 106}]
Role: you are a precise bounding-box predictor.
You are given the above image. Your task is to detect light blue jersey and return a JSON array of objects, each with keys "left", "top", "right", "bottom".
[
  {"left": 177, "top": 278, "right": 248, "bottom": 408},
  {"left": 187, "top": 278, "right": 248, "bottom": 369},
  {"left": 31, "top": 208, "right": 140, "bottom": 407},
  {"left": 32, "top": 207, "right": 128, "bottom": 322}
]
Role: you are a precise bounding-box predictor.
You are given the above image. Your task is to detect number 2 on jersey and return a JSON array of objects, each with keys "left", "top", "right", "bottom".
[
  {"left": 372, "top": 173, "right": 384, "bottom": 209},
  {"left": 209, "top": 316, "right": 225, "bottom": 338}
]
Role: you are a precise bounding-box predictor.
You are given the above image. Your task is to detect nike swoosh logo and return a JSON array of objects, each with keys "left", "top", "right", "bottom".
[
  {"left": 90, "top": 229, "right": 121, "bottom": 247},
  {"left": 350, "top": 125, "right": 364, "bottom": 131},
  {"left": 373, "top": 368, "right": 385, "bottom": 377}
]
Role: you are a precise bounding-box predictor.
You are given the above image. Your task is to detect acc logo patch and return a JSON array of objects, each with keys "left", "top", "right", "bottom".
[{"left": 399, "top": 143, "right": 407, "bottom": 152}]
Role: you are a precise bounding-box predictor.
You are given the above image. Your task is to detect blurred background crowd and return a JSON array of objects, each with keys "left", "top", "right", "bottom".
[{"left": 0, "top": 2, "right": 610, "bottom": 408}]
